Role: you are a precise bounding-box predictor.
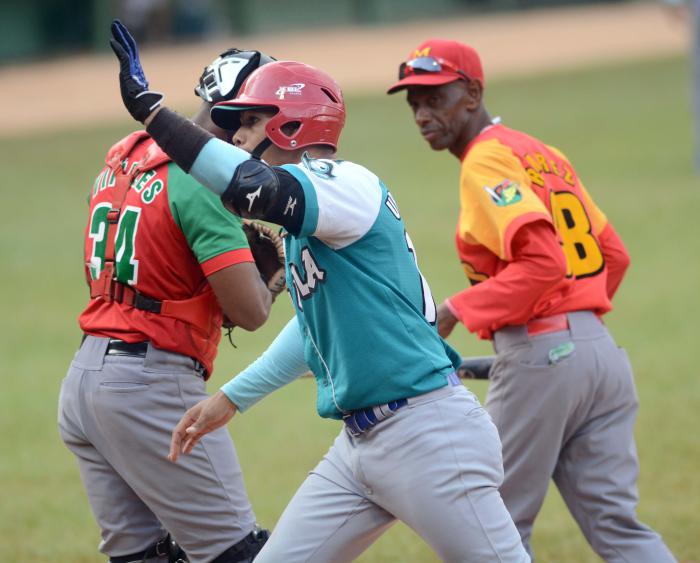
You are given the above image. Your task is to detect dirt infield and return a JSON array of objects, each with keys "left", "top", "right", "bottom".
[{"left": 0, "top": 1, "right": 687, "bottom": 138}]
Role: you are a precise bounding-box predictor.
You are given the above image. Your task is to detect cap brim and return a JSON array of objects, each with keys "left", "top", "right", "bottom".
[
  {"left": 210, "top": 102, "right": 275, "bottom": 130},
  {"left": 386, "top": 73, "right": 461, "bottom": 95}
]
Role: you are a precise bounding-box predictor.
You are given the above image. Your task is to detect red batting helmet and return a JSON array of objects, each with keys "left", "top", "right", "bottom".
[{"left": 210, "top": 61, "right": 345, "bottom": 150}]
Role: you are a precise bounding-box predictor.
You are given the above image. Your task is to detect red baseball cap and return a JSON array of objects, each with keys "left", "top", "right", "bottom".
[{"left": 386, "top": 39, "right": 484, "bottom": 94}]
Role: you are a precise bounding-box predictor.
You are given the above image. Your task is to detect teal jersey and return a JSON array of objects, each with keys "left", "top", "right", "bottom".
[{"left": 282, "top": 155, "right": 458, "bottom": 419}]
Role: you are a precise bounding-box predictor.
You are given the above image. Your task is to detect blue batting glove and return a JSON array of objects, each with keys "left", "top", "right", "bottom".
[{"left": 110, "top": 20, "right": 164, "bottom": 123}]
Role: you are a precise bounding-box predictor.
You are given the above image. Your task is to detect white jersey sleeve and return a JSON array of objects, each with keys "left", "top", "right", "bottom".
[{"left": 281, "top": 155, "right": 382, "bottom": 250}]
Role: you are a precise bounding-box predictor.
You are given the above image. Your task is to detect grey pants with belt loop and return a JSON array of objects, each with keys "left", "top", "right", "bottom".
[
  {"left": 255, "top": 382, "right": 529, "bottom": 563},
  {"left": 58, "top": 335, "right": 256, "bottom": 563},
  {"left": 488, "top": 311, "right": 676, "bottom": 562}
]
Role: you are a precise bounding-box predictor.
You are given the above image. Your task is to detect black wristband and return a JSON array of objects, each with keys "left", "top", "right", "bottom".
[{"left": 146, "top": 108, "right": 213, "bottom": 172}]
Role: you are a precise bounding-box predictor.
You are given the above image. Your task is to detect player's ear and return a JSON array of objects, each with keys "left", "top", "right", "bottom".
[{"left": 463, "top": 78, "right": 483, "bottom": 111}]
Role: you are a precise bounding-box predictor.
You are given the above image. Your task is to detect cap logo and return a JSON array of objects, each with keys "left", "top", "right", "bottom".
[
  {"left": 275, "top": 83, "right": 305, "bottom": 100},
  {"left": 413, "top": 47, "right": 431, "bottom": 58}
]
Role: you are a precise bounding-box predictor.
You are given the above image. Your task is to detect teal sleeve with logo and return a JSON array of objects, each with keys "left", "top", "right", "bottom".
[{"left": 167, "top": 164, "right": 250, "bottom": 263}]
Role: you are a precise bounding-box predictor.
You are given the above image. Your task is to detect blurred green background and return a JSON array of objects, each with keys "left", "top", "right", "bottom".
[
  {"left": 1, "top": 0, "right": 631, "bottom": 62},
  {"left": 0, "top": 51, "right": 697, "bottom": 561}
]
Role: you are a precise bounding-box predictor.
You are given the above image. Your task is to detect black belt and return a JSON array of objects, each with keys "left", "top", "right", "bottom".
[
  {"left": 81, "top": 336, "right": 207, "bottom": 378},
  {"left": 105, "top": 339, "right": 148, "bottom": 357}
]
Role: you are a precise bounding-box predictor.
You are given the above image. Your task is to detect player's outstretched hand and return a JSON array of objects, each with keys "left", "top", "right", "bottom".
[
  {"left": 109, "top": 19, "right": 164, "bottom": 123},
  {"left": 168, "top": 391, "right": 238, "bottom": 462}
]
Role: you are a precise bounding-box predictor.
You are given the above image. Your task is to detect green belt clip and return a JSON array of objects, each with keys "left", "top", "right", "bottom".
[{"left": 548, "top": 341, "right": 575, "bottom": 365}]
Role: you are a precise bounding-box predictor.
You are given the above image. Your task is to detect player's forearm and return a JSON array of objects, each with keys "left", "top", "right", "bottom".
[
  {"left": 146, "top": 108, "right": 250, "bottom": 193},
  {"left": 220, "top": 316, "right": 309, "bottom": 412},
  {"left": 449, "top": 222, "right": 567, "bottom": 332},
  {"left": 448, "top": 266, "right": 557, "bottom": 332},
  {"left": 598, "top": 223, "right": 630, "bottom": 300}
]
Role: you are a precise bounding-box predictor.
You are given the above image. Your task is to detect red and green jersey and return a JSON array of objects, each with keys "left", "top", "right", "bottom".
[
  {"left": 451, "top": 124, "right": 624, "bottom": 337},
  {"left": 80, "top": 132, "right": 253, "bottom": 375}
]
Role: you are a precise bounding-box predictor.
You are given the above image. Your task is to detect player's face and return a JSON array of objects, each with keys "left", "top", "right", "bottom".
[
  {"left": 232, "top": 109, "right": 298, "bottom": 166},
  {"left": 405, "top": 81, "right": 473, "bottom": 156},
  {"left": 232, "top": 109, "right": 275, "bottom": 151}
]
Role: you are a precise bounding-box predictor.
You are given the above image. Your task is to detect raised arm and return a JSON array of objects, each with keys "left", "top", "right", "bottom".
[{"left": 110, "top": 20, "right": 306, "bottom": 235}]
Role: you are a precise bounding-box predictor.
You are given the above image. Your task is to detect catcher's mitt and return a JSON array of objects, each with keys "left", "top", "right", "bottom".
[{"left": 242, "top": 220, "right": 286, "bottom": 297}]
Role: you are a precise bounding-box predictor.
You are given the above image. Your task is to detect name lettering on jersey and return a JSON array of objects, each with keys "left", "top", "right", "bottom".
[
  {"left": 92, "top": 167, "right": 117, "bottom": 196},
  {"left": 301, "top": 153, "right": 335, "bottom": 179},
  {"left": 92, "top": 160, "right": 143, "bottom": 199},
  {"left": 246, "top": 185, "right": 263, "bottom": 212},
  {"left": 110, "top": 158, "right": 140, "bottom": 183},
  {"left": 290, "top": 246, "right": 326, "bottom": 308},
  {"left": 91, "top": 158, "right": 166, "bottom": 204},
  {"left": 385, "top": 192, "right": 401, "bottom": 219},
  {"left": 524, "top": 151, "right": 575, "bottom": 188},
  {"left": 120, "top": 158, "right": 139, "bottom": 174},
  {"left": 483, "top": 179, "right": 522, "bottom": 207},
  {"left": 127, "top": 170, "right": 165, "bottom": 204},
  {"left": 141, "top": 179, "right": 164, "bottom": 204},
  {"left": 132, "top": 170, "right": 156, "bottom": 193},
  {"left": 283, "top": 195, "right": 298, "bottom": 216}
]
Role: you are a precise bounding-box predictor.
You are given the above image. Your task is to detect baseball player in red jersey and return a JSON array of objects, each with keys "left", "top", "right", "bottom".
[
  {"left": 388, "top": 39, "right": 677, "bottom": 562},
  {"left": 58, "top": 46, "right": 279, "bottom": 563}
]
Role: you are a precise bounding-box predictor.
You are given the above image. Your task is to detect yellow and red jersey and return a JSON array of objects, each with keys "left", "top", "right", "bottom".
[
  {"left": 79, "top": 132, "right": 254, "bottom": 375},
  {"left": 447, "top": 123, "right": 630, "bottom": 339}
]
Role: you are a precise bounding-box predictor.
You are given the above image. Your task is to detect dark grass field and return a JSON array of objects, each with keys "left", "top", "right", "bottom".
[{"left": 0, "top": 54, "right": 697, "bottom": 561}]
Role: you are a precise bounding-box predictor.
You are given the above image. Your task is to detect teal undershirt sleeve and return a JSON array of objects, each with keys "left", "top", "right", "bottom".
[
  {"left": 221, "top": 316, "right": 309, "bottom": 412},
  {"left": 190, "top": 138, "right": 251, "bottom": 196}
]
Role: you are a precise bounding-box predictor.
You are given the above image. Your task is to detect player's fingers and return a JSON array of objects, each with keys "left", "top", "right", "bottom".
[
  {"left": 109, "top": 39, "right": 130, "bottom": 72},
  {"left": 168, "top": 412, "right": 197, "bottom": 462},
  {"left": 168, "top": 426, "right": 186, "bottom": 462},
  {"left": 111, "top": 20, "right": 135, "bottom": 59},
  {"left": 168, "top": 427, "right": 186, "bottom": 462},
  {"left": 109, "top": 20, "right": 122, "bottom": 43},
  {"left": 182, "top": 411, "right": 218, "bottom": 454},
  {"left": 182, "top": 432, "right": 201, "bottom": 456},
  {"left": 110, "top": 21, "right": 131, "bottom": 57}
]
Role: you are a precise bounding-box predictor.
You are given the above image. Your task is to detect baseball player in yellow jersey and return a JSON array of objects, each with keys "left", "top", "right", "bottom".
[{"left": 388, "top": 39, "right": 677, "bottom": 562}]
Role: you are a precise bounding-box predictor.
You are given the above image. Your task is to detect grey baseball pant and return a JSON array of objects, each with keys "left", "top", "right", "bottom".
[
  {"left": 58, "top": 335, "right": 256, "bottom": 563},
  {"left": 488, "top": 311, "right": 675, "bottom": 562},
  {"left": 256, "top": 382, "right": 529, "bottom": 562}
]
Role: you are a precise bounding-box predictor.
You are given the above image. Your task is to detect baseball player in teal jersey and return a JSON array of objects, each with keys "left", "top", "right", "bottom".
[{"left": 109, "top": 22, "right": 530, "bottom": 562}]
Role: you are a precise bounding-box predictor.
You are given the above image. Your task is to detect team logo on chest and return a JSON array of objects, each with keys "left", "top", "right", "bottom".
[{"left": 290, "top": 246, "right": 326, "bottom": 308}]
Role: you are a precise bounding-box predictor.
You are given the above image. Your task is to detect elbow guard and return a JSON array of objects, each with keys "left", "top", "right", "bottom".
[
  {"left": 221, "top": 159, "right": 279, "bottom": 218},
  {"left": 221, "top": 160, "right": 305, "bottom": 234}
]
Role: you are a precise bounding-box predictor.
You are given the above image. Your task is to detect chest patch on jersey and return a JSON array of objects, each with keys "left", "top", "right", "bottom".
[{"left": 483, "top": 179, "right": 522, "bottom": 207}]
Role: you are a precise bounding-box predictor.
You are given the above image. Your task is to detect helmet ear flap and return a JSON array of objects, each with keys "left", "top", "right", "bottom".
[
  {"left": 264, "top": 113, "right": 299, "bottom": 150},
  {"left": 278, "top": 120, "right": 303, "bottom": 148}
]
